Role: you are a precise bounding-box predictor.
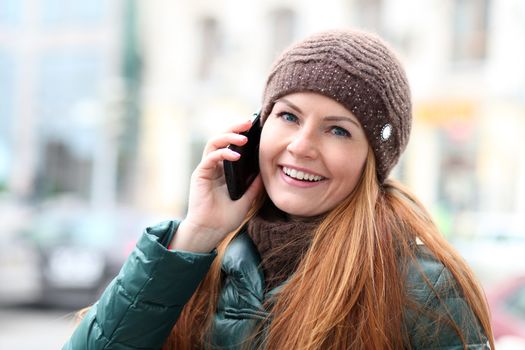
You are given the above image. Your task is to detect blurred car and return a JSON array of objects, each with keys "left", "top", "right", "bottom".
[
  {"left": 1, "top": 196, "right": 155, "bottom": 308},
  {"left": 487, "top": 275, "right": 525, "bottom": 347},
  {"left": 0, "top": 228, "right": 42, "bottom": 305},
  {"left": 0, "top": 196, "right": 41, "bottom": 305}
]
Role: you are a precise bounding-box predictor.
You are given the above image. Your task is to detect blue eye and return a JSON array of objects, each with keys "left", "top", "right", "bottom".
[
  {"left": 277, "top": 112, "right": 298, "bottom": 123},
  {"left": 330, "top": 126, "right": 351, "bottom": 138}
]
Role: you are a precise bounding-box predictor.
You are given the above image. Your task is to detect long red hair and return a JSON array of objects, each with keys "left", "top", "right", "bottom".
[{"left": 164, "top": 150, "right": 494, "bottom": 349}]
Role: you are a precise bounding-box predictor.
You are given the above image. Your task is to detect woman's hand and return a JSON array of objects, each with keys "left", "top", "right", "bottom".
[{"left": 170, "top": 119, "right": 263, "bottom": 253}]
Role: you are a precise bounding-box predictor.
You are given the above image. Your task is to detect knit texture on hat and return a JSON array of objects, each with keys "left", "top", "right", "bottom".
[{"left": 261, "top": 29, "right": 412, "bottom": 183}]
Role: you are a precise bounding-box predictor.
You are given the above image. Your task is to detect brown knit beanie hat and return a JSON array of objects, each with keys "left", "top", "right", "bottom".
[{"left": 261, "top": 29, "right": 412, "bottom": 183}]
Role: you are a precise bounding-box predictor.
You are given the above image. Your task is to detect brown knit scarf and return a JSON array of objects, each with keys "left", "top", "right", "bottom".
[{"left": 247, "top": 201, "right": 324, "bottom": 292}]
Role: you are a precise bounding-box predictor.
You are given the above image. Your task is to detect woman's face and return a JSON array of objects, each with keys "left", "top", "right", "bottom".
[{"left": 259, "top": 92, "right": 369, "bottom": 217}]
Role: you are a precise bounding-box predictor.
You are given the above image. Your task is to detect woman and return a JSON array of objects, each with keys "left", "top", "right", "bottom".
[{"left": 64, "top": 29, "right": 494, "bottom": 349}]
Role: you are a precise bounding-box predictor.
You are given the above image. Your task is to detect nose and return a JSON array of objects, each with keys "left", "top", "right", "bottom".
[{"left": 286, "top": 128, "right": 319, "bottom": 159}]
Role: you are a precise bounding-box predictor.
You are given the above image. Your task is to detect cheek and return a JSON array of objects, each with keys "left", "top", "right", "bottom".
[
  {"left": 331, "top": 149, "right": 368, "bottom": 185},
  {"left": 258, "top": 126, "right": 275, "bottom": 173}
]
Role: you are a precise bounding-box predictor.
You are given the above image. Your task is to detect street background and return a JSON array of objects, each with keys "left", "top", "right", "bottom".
[{"left": 1, "top": 0, "right": 525, "bottom": 348}]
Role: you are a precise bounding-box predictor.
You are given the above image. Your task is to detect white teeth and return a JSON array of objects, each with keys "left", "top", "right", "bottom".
[{"left": 283, "top": 167, "right": 323, "bottom": 182}]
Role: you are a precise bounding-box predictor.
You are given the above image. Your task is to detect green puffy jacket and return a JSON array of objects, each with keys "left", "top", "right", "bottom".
[{"left": 62, "top": 220, "right": 489, "bottom": 349}]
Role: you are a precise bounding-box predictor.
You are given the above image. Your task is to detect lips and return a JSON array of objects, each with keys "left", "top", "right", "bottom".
[{"left": 282, "top": 166, "right": 325, "bottom": 182}]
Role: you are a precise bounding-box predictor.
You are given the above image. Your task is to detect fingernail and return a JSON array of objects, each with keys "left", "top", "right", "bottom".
[{"left": 229, "top": 149, "right": 240, "bottom": 158}]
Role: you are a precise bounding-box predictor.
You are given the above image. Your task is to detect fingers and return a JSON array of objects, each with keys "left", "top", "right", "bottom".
[
  {"left": 202, "top": 119, "right": 253, "bottom": 156},
  {"left": 229, "top": 119, "right": 254, "bottom": 133},
  {"left": 196, "top": 118, "right": 256, "bottom": 179},
  {"left": 203, "top": 133, "right": 247, "bottom": 156},
  {"left": 198, "top": 147, "right": 240, "bottom": 173}
]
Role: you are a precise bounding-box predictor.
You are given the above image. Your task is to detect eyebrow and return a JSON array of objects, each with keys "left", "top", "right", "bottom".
[
  {"left": 276, "top": 98, "right": 361, "bottom": 129},
  {"left": 323, "top": 116, "right": 361, "bottom": 129},
  {"left": 276, "top": 98, "right": 303, "bottom": 114}
]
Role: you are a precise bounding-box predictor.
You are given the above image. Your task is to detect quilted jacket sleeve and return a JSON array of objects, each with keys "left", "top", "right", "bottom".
[
  {"left": 62, "top": 220, "right": 217, "bottom": 350},
  {"left": 406, "top": 248, "right": 490, "bottom": 349}
]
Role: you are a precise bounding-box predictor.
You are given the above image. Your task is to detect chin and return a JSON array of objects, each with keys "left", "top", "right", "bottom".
[{"left": 271, "top": 197, "right": 324, "bottom": 218}]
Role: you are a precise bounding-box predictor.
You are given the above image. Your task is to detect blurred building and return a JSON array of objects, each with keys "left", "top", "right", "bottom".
[
  {"left": 398, "top": 0, "right": 525, "bottom": 239},
  {"left": 1, "top": 0, "right": 524, "bottom": 238},
  {"left": 135, "top": 0, "right": 525, "bottom": 236},
  {"left": 0, "top": 0, "right": 140, "bottom": 210}
]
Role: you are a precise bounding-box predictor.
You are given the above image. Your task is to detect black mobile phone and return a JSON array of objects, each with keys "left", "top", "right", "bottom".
[{"left": 224, "top": 112, "right": 262, "bottom": 200}]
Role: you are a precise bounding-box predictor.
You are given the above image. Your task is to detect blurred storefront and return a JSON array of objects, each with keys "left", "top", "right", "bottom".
[
  {"left": 0, "top": 0, "right": 146, "bottom": 307},
  {"left": 407, "top": 97, "right": 525, "bottom": 238},
  {"left": 1, "top": 0, "right": 524, "bottom": 287},
  {"left": 132, "top": 0, "right": 525, "bottom": 234},
  {"left": 0, "top": 0, "right": 140, "bottom": 209}
]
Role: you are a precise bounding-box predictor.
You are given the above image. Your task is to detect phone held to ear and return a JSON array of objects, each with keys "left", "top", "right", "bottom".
[{"left": 224, "top": 112, "right": 262, "bottom": 200}]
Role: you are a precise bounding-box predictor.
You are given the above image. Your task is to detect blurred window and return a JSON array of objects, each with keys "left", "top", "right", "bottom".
[
  {"left": 37, "top": 50, "right": 102, "bottom": 139},
  {"left": 505, "top": 284, "right": 525, "bottom": 320},
  {"left": 268, "top": 8, "right": 296, "bottom": 60},
  {"left": 34, "top": 50, "right": 102, "bottom": 197},
  {"left": 452, "top": 0, "right": 489, "bottom": 61},
  {"left": 0, "top": 0, "right": 22, "bottom": 26},
  {"left": 0, "top": 52, "right": 14, "bottom": 140},
  {"left": 437, "top": 125, "right": 479, "bottom": 212},
  {"left": 38, "top": 140, "right": 92, "bottom": 198},
  {"left": 0, "top": 51, "right": 14, "bottom": 183},
  {"left": 41, "top": 0, "right": 107, "bottom": 25},
  {"left": 197, "top": 17, "right": 221, "bottom": 81},
  {"left": 354, "top": 0, "right": 384, "bottom": 33}
]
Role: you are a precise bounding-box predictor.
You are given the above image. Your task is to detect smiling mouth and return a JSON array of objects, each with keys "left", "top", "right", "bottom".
[{"left": 282, "top": 166, "right": 325, "bottom": 182}]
